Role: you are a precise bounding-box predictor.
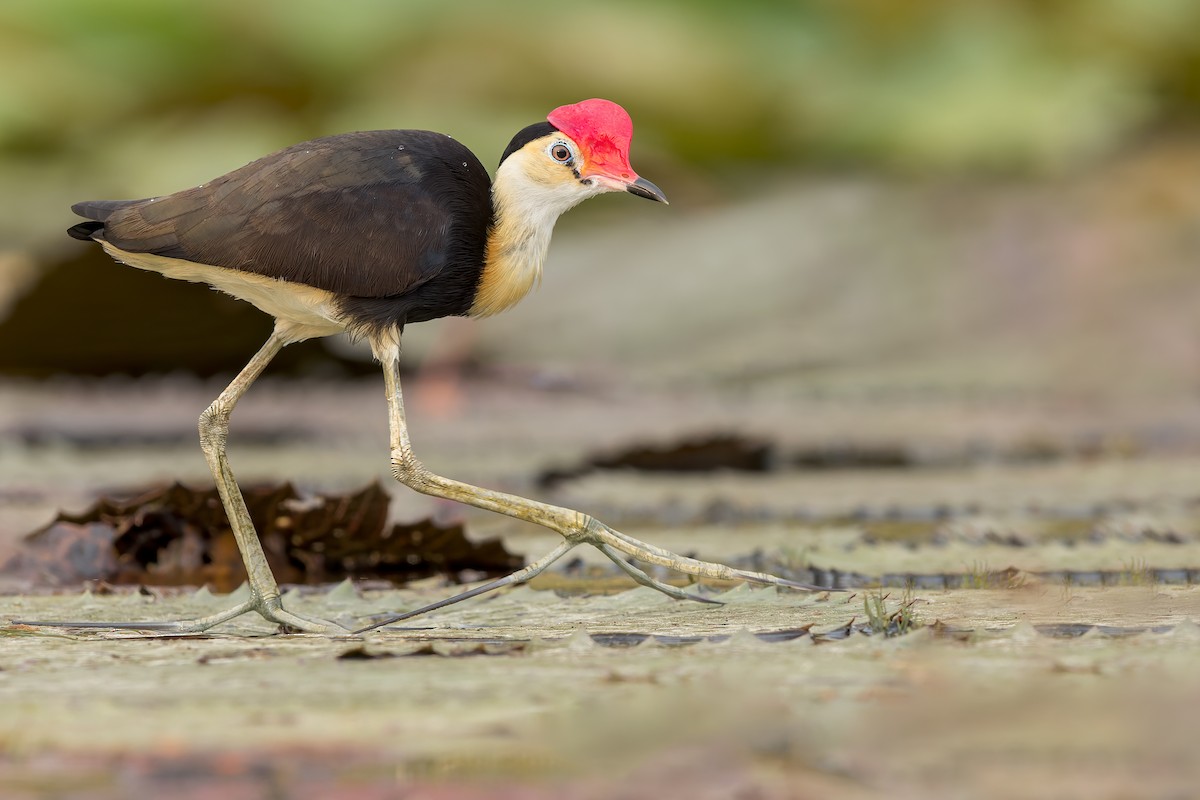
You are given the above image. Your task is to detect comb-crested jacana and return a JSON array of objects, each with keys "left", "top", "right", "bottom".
[{"left": 39, "top": 99, "right": 820, "bottom": 634}]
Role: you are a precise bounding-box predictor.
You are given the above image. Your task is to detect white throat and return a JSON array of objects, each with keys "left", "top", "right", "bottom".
[{"left": 469, "top": 149, "right": 603, "bottom": 317}]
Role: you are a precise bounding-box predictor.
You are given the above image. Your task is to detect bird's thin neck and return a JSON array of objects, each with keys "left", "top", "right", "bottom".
[{"left": 470, "top": 155, "right": 584, "bottom": 317}]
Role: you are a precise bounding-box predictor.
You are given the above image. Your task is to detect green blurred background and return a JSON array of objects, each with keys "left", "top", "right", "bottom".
[{"left": 0, "top": 0, "right": 1198, "bottom": 378}]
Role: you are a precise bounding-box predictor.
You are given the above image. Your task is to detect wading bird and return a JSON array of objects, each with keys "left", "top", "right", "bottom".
[{"left": 48, "top": 99, "right": 818, "bottom": 633}]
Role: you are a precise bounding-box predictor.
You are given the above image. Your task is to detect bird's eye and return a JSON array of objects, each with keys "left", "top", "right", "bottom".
[{"left": 550, "top": 143, "right": 572, "bottom": 163}]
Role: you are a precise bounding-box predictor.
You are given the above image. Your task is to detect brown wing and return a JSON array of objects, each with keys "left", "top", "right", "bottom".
[{"left": 73, "top": 130, "right": 493, "bottom": 299}]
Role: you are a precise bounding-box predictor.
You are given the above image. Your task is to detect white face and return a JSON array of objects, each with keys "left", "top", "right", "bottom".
[
  {"left": 493, "top": 134, "right": 615, "bottom": 223},
  {"left": 476, "top": 134, "right": 613, "bottom": 319}
]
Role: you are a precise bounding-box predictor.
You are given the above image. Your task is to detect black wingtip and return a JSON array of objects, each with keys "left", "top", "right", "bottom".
[{"left": 67, "top": 221, "right": 104, "bottom": 241}]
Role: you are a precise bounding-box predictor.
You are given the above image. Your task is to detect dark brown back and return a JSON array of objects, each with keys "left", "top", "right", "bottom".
[{"left": 77, "top": 131, "right": 494, "bottom": 311}]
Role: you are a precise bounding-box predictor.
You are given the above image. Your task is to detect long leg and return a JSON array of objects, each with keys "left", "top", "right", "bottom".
[
  {"left": 195, "top": 327, "right": 344, "bottom": 633},
  {"left": 19, "top": 326, "right": 346, "bottom": 634},
  {"left": 372, "top": 339, "right": 834, "bottom": 624}
]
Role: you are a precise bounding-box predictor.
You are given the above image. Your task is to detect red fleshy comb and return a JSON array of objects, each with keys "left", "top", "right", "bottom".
[{"left": 547, "top": 98, "right": 638, "bottom": 180}]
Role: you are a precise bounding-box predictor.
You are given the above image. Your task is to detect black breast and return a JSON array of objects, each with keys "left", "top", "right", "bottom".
[{"left": 76, "top": 130, "right": 495, "bottom": 334}]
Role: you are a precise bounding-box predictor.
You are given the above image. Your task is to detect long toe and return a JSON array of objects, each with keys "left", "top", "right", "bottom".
[{"left": 12, "top": 598, "right": 349, "bottom": 636}]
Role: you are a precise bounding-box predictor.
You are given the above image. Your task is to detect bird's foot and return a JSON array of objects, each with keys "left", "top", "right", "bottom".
[
  {"left": 583, "top": 520, "right": 832, "bottom": 592},
  {"left": 357, "top": 521, "right": 836, "bottom": 633},
  {"left": 13, "top": 593, "right": 349, "bottom": 635}
]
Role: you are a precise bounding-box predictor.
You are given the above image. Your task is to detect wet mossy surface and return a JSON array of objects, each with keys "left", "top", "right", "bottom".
[{"left": 2, "top": 580, "right": 1198, "bottom": 797}]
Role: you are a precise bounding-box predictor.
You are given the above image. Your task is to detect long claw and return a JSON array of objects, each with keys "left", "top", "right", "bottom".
[
  {"left": 12, "top": 620, "right": 194, "bottom": 632},
  {"left": 596, "top": 524, "right": 840, "bottom": 592},
  {"left": 11, "top": 597, "right": 345, "bottom": 635},
  {"left": 598, "top": 543, "right": 723, "bottom": 605},
  {"left": 355, "top": 540, "right": 576, "bottom": 633}
]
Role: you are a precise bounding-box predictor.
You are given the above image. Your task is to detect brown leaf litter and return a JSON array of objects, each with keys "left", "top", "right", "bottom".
[{"left": 2, "top": 481, "right": 520, "bottom": 591}]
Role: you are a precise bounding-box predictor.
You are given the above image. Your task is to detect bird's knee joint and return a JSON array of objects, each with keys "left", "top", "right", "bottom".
[
  {"left": 390, "top": 450, "right": 431, "bottom": 489},
  {"left": 198, "top": 404, "right": 232, "bottom": 447}
]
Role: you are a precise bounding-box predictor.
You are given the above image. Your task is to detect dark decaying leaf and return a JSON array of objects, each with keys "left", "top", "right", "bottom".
[
  {"left": 3, "top": 481, "right": 520, "bottom": 591},
  {"left": 539, "top": 434, "right": 775, "bottom": 487},
  {"left": 533, "top": 433, "right": 1128, "bottom": 493},
  {"left": 0, "top": 522, "right": 119, "bottom": 585}
]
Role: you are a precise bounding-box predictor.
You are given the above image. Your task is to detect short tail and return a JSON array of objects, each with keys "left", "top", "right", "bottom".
[
  {"left": 68, "top": 199, "right": 133, "bottom": 241},
  {"left": 67, "top": 220, "right": 105, "bottom": 240}
]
